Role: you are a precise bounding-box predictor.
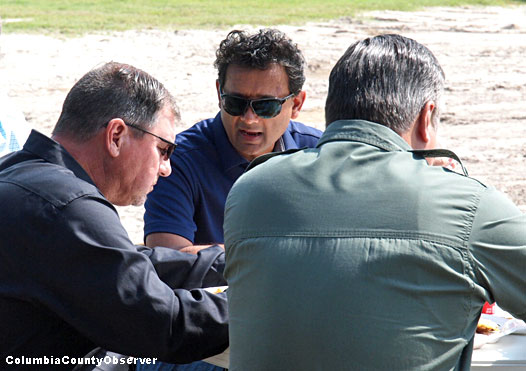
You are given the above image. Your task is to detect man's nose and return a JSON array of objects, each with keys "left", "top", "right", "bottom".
[
  {"left": 241, "top": 104, "right": 259, "bottom": 124},
  {"left": 159, "top": 157, "right": 172, "bottom": 177}
]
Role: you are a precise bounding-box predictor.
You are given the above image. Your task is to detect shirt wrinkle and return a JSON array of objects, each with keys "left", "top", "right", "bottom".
[{"left": 230, "top": 228, "right": 465, "bottom": 248}]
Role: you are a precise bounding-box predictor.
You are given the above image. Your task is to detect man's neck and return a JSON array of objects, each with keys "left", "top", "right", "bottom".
[{"left": 52, "top": 133, "right": 110, "bottom": 194}]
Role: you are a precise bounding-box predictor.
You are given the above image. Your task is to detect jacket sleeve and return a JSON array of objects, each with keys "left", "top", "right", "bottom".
[
  {"left": 24, "top": 195, "right": 228, "bottom": 363},
  {"left": 469, "top": 187, "right": 526, "bottom": 320},
  {"left": 137, "top": 244, "right": 226, "bottom": 289}
]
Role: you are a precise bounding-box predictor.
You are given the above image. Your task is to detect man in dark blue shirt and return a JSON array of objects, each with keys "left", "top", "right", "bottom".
[
  {"left": 144, "top": 29, "right": 322, "bottom": 254},
  {"left": 0, "top": 62, "right": 228, "bottom": 370}
]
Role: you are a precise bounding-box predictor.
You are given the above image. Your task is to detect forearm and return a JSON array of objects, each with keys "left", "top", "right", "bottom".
[{"left": 178, "top": 243, "right": 224, "bottom": 255}]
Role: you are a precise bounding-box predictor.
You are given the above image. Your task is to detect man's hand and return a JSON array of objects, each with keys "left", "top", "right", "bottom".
[
  {"left": 178, "top": 244, "right": 225, "bottom": 255},
  {"left": 426, "top": 138, "right": 457, "bottom": 170},
  {"left": 427, "top": 156, "right": 457, "bottom": 170}
]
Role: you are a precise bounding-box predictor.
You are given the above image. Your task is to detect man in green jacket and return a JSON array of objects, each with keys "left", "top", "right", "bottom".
[{"left": 223, "top": 34, "right": 526, "bottom": 370}]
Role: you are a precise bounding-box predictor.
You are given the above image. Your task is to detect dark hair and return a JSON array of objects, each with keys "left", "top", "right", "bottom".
[
  {"left": 214, "top": 28, "right": 306, "bottom": 95},
  {"left": 325, "top": 34, "right": 445, "bottom": 134},
  {"left": 52, "top": 62, "right": 179, "bottom": 141}
]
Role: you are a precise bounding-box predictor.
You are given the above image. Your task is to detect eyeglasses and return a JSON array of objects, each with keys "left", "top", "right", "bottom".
[
  {"left": 219, "top": 87, "right": 295, "bottom": 119},
  {"left": 125, "top": 122, "right": 177, "bottom": 161}
]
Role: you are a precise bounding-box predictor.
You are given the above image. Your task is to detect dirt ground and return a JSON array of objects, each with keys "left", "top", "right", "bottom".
[{"left": 1, "top": 5, "right": 525, "bottom": 243}]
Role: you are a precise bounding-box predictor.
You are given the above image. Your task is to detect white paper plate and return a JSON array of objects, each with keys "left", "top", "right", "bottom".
[{"left": 474, "top": 314, "right": 526, "bottom": 349}]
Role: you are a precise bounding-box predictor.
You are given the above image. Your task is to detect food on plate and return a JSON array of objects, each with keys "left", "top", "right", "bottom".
[
  {"left": 204, "top": 286, "right": 228, "bottom": 294},
  {"left": 476, "top": 318, "right": 500, "bottom": 335}
]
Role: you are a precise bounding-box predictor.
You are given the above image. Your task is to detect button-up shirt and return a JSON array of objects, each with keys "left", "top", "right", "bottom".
[
  {"left": 0, "top": 131, "right": 229, "bottom": 370},
  {"left": 224, "top": 119, "right": 526, "bottom": 371}
]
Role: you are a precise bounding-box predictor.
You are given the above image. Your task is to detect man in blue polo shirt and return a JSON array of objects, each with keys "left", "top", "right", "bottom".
[{"left": 144, "top": 28, "right": 322, "bottom": 254}]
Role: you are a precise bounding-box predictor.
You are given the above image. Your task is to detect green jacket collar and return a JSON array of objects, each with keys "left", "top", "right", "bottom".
[{"left": 317, "top": 119, "right": 411, "bottom": 152}]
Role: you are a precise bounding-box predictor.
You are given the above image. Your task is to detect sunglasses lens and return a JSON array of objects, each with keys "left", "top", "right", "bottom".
[
  {"left": 222, "top": 96, "right": 248, "bottom": 116},
  {"left": 251, "top": 100, "right": 282, "bottom": 119},
  {"left": 221, "top": 93, "right": 286, "bottom": 119}
]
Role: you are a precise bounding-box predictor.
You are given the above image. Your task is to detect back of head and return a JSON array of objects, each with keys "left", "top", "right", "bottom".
[
  {"left": 214, "top": 28, "right": 306, "bottom": 95},
  {"left": 52, "top": 62, "right": 179, "bottom": 141},
  {"left": 325, "top": 34, "right": 445, "bottom": 134}
]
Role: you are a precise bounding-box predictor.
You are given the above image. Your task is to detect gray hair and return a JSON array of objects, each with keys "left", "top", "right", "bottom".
[
  {"left": 325, "top": 34, "right": 445, "bottom": 134},
  {"left": 52, "top": 62, "right": 179, "bottom": 141}
]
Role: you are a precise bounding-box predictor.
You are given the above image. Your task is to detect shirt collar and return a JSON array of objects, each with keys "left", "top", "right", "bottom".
[
  {"left": 280, "top": 126, "right": 300, "bottom": 150},
  {"left": 273, "top": 137, "right": 285, "bottom": 152},
  {"left": 23, "top": 130, "right": 96, "bottom": 186},
  {"left": 317, "top": 119, "right": 412, "bottom": 152}
]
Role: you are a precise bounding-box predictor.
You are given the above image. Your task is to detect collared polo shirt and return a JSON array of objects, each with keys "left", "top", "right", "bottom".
[{"left": 144, "top": 112, "right": 322, "bottom": 244}]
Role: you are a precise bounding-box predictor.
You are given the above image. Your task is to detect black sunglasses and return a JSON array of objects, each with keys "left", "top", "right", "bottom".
[
  {"left": 219, "top": 87, "right": 295, "bottom": 119},
  {"left": 125, "top": 122, "right": 177, "bottom": 161}
]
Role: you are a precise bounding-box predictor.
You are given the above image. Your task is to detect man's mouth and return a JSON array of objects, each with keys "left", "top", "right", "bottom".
[{"left": 240, "top": 129, "right": 262, "bottom": 137}]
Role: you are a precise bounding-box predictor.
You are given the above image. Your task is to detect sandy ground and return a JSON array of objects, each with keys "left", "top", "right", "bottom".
[{"left": 1, "top": 5, "right": 525, "bottom": 243}]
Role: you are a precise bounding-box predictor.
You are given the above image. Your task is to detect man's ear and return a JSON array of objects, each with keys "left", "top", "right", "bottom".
[
  {"left": 216, "top": 80, "right": 222, "bottom": 109},
  {"left": 105, "top": 118, "right": 127, "bottom": 158},
  {"left": 290, "top": 91, "right": 306, "bottom": 120},
  {"left": 416, "top": 101, "right": 436, "bottom": 145}
]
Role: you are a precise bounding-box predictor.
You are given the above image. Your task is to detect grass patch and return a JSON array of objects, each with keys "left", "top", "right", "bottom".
[{"left": 1, "top": 0, "right": 523, "bottom": 35}]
